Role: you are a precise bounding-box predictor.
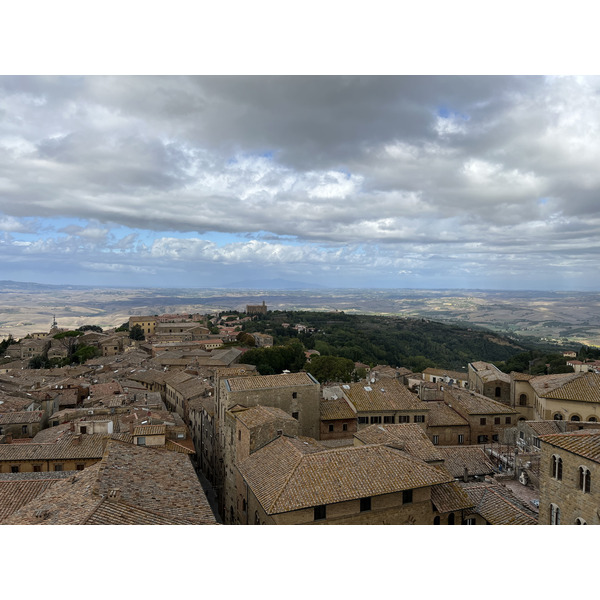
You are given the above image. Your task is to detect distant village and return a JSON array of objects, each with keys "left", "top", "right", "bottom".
[{"left": 0, "top": 301, "right": 598, "bottom": 525}]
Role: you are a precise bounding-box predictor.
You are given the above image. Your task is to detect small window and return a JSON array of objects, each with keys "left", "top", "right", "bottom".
[
  {"left": 314, "top": 505, "right": 327, "bottom": 521},
  {"left": 432, "top": 435, "right": 439, "bottom": 445},
  {"left": 358, "top": 416, "right": 369, "bottom": 424},
  {"left": 342, "top": 423, "right": 348, "bottom": 431},
  {"left": 137, "top": 436, "right": 146, "bottom": 446},
  {"left": 492, "top": 434, "right": 499, "bottom": 442},
  {"left": 360, "top": 497, "right": 371, "bottom": 512},
  {"left": 458, "top": 434, "right": 464, "bottom": 444},
  {"left": 33, "top": 465, "right": 42, "bottom": 472},
  {"left": 0, "top": 426, "right": 3, "bottom": 435},
  {"left": 575, "top": 517, "right": 587, "bottom": 525},
  {"left": 505, "top": 417, "right": 512, "bottom": 424},
  {"left": 579, "top": 467, "right": 591, "bottom": 493},
  {"left": 54, "top": 464, "right": 63, "bottom": 472},
  {"left": 480, "top": 418, "right": 487, "bottom": 426},
  {"left": 495, "top": 387, "right": 501, "bottom": 397},
  {"left": 370, "top": 416, "right": 382, "bottom": 424},
  {"left": 11, "top": 465, "right": 19, "bottom": 473},
  {"left": 552, "top": 455, "right": 563, "bottom": 480},
  {"left": 463, "top": 518, "right": 476, "bottom": 525},
  {"left": 477, "top": 435, "right": 488, "bottom": 444},
  {"left": 76, "top": 464, "right": 85, "bottom": 471},
  {"left": 292, "top": 412, "right": 299, "bottom": 420},
  {"left": 494, "top": 417, "right": 500, "bottom": 425},
  {"left": 550, "top": 503, "right": 560, "bottom": 525},
  {"left": 22, "top": 425, "right": 28, "bottom": 434},
  {"left": 571, "top": 415, "right": 581, "bottom": 422},
  {"left": 80, "top": 426, "right": 87, "bottom": 434},
  {"left": 292, "top": 392, "right": 298, "bottom": 399},
  {"left": 399, "top": 416, "right": 410, "bottom": 423},
  {"left": 448, "top": 513, "right": 455, "bottom": 525},
  {"left": 328, "top": 424, "right": 334, "bottom": 432},
  {"left": 414, "top": 415, "right": 425, "bottom": 423},
  {"left": 553, "top": 413, "right": 563, "bottom": 421},
  {"left": 383, "top": 416, "right": 394, "bottom": 424},
  {"left": 433, "top": 516, "right": 441, "bottom": 525},
  {"left": 238, "top": 430, "right": 241, "bottom": 441},
  {"left": 402, "top": 489, "right": 413, "bottom": 504}
]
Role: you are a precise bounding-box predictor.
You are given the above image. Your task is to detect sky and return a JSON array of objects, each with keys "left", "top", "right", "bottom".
[{"left": 2, "top": 74, "right": 600, "bottom": 290}]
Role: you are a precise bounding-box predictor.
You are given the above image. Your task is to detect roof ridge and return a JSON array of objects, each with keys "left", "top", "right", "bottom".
[
  {"left": 267, "top": 439, "right": 306, "bottom": 514},
  {"left": 484, "top": 486, "right": 536, "bottom": 522}
]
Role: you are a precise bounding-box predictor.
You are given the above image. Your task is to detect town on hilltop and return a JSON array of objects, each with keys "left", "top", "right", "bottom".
[{"left": 1, "top": 304, "right": 599, "bottom": 526}]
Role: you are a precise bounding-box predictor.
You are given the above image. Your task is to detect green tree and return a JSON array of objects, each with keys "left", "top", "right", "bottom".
[
  {"left": 53, "top": 330, "right": 84, "bottom": 358},
  {"left": 308, "top": 355, "right": 355, "bottom": 383},
  {"left": 77, "top": 325, "right": 103, "bottom": 333},
  {"left": 129, "top": 324, "right": 145, "bottom": 341}
]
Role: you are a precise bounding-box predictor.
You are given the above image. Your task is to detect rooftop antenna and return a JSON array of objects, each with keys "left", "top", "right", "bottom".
[{"left": 51, "top": 314, "right": 58, "bottom": 329}]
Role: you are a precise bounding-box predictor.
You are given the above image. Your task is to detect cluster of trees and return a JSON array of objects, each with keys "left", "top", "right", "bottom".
[
  {"left": 496, "top": 350, "right": 574, "bottom": 375},
  {"left": 241, "top": 339, "right": 306, "bottom": 375},
  {"left": 28, "top": 329, "right": 100, "bottom": 369},
  {"left": 241, "top": 310, "right": 528, "bottom": 371}
]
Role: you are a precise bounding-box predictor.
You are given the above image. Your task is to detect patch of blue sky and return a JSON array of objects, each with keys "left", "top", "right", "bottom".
[
  {"left": 436, "top": 106, "right": 470, "bottom": 121},
  {"left": 538, "top": 197, "right": 549, "bottom": 205}
]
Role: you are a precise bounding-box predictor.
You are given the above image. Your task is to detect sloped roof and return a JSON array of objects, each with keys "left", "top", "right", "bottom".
[
  {"left": 0, "top": 433, "right": 106, "bottom": 462},
  {"left": 423, "top": 368, "right": 468, "bottom": 381},
  {"left": 430, "top": 481, "right": 474, "bottom": 513},
  {"left": 460, "top": 480, "right": 538, "bottom": 525},
  {"left": 436, "top": 446, "right": 496, "bottom": 478},
  {"left": 542, "top": 372, "right": 600, "bottom": 403},
  {"left": 445, "top": 388, "right": 517, "bottom": 415},
  {"left": 528, "top": 372, "right": 581, "bottom": 397},
  {"left": 237, "top": 436, "right": 452, "bottom": 515},
  {"left": 2, "top": 440, "right": 217, "bottom": 525},
  {"left": 0, "top": 411, "right": 44, "bottom": 425},
  {"left": 226, "top": 372, "right": 318, "bottom": 392},
  {"left": 539, "top": 430, "right": 600, "bottom": 463},
  {"left": 354, "top": 423, "right": 444, "bottom": 463},
  {"left": 234, "top": 405, "right": 297, "bottom": 429},
  {"left": 344, "top": 379, "right": 426, "bottom": 412},
  {"left": 320, "top": 396, "right": 355, "bottom": 420},
  {"left": 425, "top": 402, "right": 470, "bottom": 427}
]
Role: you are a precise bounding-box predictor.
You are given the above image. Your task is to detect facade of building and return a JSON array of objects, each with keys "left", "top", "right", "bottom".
[
  {"left": 538, "top": 429, "right": 600, "bottom": 525},
  {"left": 468, "top": 361, "right": 511, "bottom": 405}
]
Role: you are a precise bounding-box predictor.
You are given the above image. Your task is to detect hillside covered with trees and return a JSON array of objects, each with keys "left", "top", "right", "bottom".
[{"left": 241, "top": 310, "right": 530, "bottom": 373}]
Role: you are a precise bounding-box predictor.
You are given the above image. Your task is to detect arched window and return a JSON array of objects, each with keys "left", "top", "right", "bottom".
[
  {"left": 255, "top": 511, "right": 260, "bottom": 525},
  {"left": 553, "top": 413, "right": 563, "bottom": 420},
  {"left": 552, "top": 455, "right": 563, "bottom": 480},
  {"left": 588, "top": 416, "right": 597, "bottom": 422},
  {"left": 433, "top": 516, "right": 440, "bottom": 525},
  {"left": 579, "top": 467, "right": 591, "bottom": 493},
  {"left": 519, "top": 394, "right": 527, "bottom": 406},
  {"left": 448, "top": 513, "right": 455, "bottom": 525},
  {"left": 571, "top": 415, "right": 581, "bottom": 422},
  {"left": 575, "top": 517, "right": 587, "bottom": 525},
  {"left": 495, "top": 386, "right": 501, "bottom": 397},
  {"left": 550, "top": 503, "right": 560, "bottom": 525}
]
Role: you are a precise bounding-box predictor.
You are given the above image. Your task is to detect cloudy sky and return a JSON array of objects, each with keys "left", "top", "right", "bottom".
[{"left": 1, "top": 75, "right": 600, "bottom": 290}]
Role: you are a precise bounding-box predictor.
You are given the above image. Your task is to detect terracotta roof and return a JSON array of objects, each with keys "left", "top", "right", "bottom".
[
  {"left": 524, "top": 420, "right": 566, "bottom": 436},
  {"left": 542, "top": 372, "right": 600, "bottom": 403},
  {"left": 0, "top": 411, "right": 44, "bottom": 425},
  {"left": 2, "top": 440, "right": 217, "bottom": 525},
  {"left": 511, "top": 372, "right": 535, "bottom": 381},
  {"left": 237, "top": 436, "right": 453, "bottom": 515},
  {"left": 320, "top": 397, "right": 355, "bottom": 420},
  {"left": 354, "top": 423, "right": 444, "bottom": 463},
  {"left": 425, "top": 402, "right": 469, "bottom": 427},
  {"left": 444, "top": 388, "right": 517, "bottom": 416},
  {"left": 436, "top": 446, "right": 496, "bottom": 478},
  {"left": 344, "top": 379, "right": 426, "bottom": 412},
  {"left": 132, "top": 425, "right": 166, "bottom": 437},
  {"left": 225, "top": 372, "right": 319, "bottom": 392},
  {"left": 539, "top": 430, "right": 600, "bottom": 463},
  {"left": 431, "top": 481, "right": 474, "bottom": 513},
  {"left": 529, "top": 372, "right": 581, "bottom": 396},
  {"left": 0, "top": 433, "right": 106, "bottom": 462},
  {"left": 0, "top": 472, "right": 74, "bottom": 521},
  {"left": 460, "top": 480, "right": 538, "bottom": 525},
  {"left": 234, "top": 405, "right": 297, "bottom": 429}
]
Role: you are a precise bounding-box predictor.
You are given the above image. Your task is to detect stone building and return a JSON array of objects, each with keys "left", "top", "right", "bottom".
[
  {"left": 468, "top": 361, "right": 511, "bottom": 405},
  {"left": 538, "top": 428, "right": 600, "bottom": 525},
  {"left": 422, "top": 367, "right": 468, "bottom": 388},
  {"left": 129, "top": 316, "right": 157, "bottom": 337},
  {"left": 246, "top": 301, "right": 267, "bottom": 315},
  {"left": 0, "top": 411, "right": 45, "bottom": 440},
  {"left": 424, "top": 401, "right": 470, "bottom": 446},
  {"left": 319, "top": 394, "right": 357, "bottom": 440},
  {"left": 235, "top": 435, "right": 455, "bottom": 525},
  {"left": 443, "top": 387, "right": 518, "bottom": 444},
  {"left": 340, "top": 379, "right": 429, "bottom": 430}
]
